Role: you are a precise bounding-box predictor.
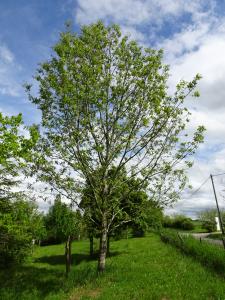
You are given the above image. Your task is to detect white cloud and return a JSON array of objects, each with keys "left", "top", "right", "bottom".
[
  {"left": 76, "top": 0, "right": 150, "bottom": 26},
  {"left": 75, "top": 0, "right": 215, "bottom": 42},
  {"left": 0, "top": 45, "right": 14, "bottom": 63},
  {"left": 75, "top": 0, "right": 212, "bottom": 25},
  {"left": 161, "top": 17, "right": 225, "bottom": 217},
  {"left": 0, "top": 43, "right": 22, "bottom": 97},
  {"left": 167, "top": 147, "right": 225, "bottom": 218},
  {"left": 74, "top": 0, "right": 225, "bottom": 217}
]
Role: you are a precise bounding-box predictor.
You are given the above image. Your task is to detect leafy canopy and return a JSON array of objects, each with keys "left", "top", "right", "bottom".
[
  {"left": 26, "top": 21, "right": 205, "bottom": 235},
  {"left": 0, "top": 112, "right": 39, "bottom": 200}
]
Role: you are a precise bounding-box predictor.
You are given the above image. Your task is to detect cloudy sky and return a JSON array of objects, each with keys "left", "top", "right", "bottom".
[{"left": 1, "top": 0, "right": 225, "bottom": 217}]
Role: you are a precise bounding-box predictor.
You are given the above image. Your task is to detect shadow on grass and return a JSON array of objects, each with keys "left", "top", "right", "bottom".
[
  {"left": 0, "top": 265, "right": 65, "bottom": 299},
  {"left": 0, "top": 262, "right": 101, "bottom": 299},
  {"left": 35, "top": 251, "right": 121, "bottom": 266},
  {"left": 0, "top": 251, "right": 122, "bottom": 299}
]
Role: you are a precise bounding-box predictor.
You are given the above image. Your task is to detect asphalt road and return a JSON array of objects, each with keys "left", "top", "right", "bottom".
[{"left": 191, "top": 232, "right": 224, "bottom": 247}]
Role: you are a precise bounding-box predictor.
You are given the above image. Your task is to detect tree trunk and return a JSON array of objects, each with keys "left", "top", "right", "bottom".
[
  {"left": 65, "top": 235, "right": 72, "bottom": 277},
  {"left": 107, "top": 236, "right": 110, "bottom": 256},
  {"left": 98, "top": 215, "right": 108, "bottom": 272},
  {"left": 69, "top": 236, "right": 72, "bottom": 265},
  {"left": 89, "top": 235, "right": 94, "bottom": 258}
]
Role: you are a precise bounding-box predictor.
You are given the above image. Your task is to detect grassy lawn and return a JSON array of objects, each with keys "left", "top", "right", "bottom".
[{"left": 1, "top": 234, "right": 225, "bottom": 299}]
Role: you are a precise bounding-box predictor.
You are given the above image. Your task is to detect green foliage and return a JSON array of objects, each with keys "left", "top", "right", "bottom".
[
  {"left": 0, "top": 113, "right": 39, "bottom": 201},
  {"left": 0, "top": 197, "right": 44, "bottom": 267},
  {"left": 82, "top": 168, "right": 163, "bottom": 240},
  {"left": 0, "top": 113, "right": 40, "bottom": 267},
  {"left": 44, "top": 196, "right": 81, "bottom": 245},
  {"left": 160, "top": 230, "right": 225, "bottom": 276},
  {"left": 197, "top": 208, "right": 225, "bottom": 232},
  {"left": 27, "top": 21, "right": 205, "bottom": 217},
  {"left": 26, "top": 21, "right": 205, "bottom": 270},
  {"left": 163, "top": 214, "right": 194, "bottom": 230},
  {"left": 202, "top": 220, "right": 216, "bottom": 232},
  {"left": 181, "top": 219, "right": 195, "bottom": 230}
]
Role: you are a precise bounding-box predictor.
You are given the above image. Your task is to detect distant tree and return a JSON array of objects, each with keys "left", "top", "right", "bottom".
[
  {"left": 129, "top": 196, "right": 163, "bottom": 237},
  {"left": 198, "top": 209, "right": 223, "bottom": 232},
  {"left": 163, "top": 214, "right": 194, "bottom": 231},
  {"left": 45, "top": 196, "right": 81, "bottom": 276},
  {"left": 26, "top": 22, "right": 205, "bottom": 271}
]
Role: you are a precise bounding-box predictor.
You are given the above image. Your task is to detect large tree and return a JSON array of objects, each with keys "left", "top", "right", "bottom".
[{"left": 26, "top": 22, "right": 205, "bottom": 271}]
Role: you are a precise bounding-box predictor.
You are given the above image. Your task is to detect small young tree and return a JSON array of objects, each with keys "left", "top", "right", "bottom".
[
  {"left": 198, "top": 209, "right": 221, "bottom": 232},
  {"left": 26, "top": 22, "right": 205, "bottom": 271},
  {"left": 45, "top": 196, "right": 80, "bottom": 276}
]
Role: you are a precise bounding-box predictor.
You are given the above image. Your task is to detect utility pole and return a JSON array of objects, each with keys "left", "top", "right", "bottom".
[
  {"left": 210, "top": 174, "right": 224, "bottom": 234},
  {"left": 210, "top": 174, "right": 225, "bottom": 249}
]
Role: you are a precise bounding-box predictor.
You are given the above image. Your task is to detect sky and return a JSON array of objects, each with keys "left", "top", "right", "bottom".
[{"left": 1, "top": 0, "right": 225, "bottom": 217}]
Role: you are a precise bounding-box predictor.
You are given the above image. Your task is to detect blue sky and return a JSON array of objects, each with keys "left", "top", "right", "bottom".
[{"left": 1, "top": 0, "right": 225, "bottom": 216}]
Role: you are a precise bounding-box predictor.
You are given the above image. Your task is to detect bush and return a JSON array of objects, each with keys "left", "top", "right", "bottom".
[
  {"left": 202, "top": 220, "right": 216, "bottom": 232},
  {"left": 181, "top": 219, "right": 195, "bottom": 230},
  {"left": 160, "top": 230, "right": 225, "bottom": 275},
  {"left": 163, "top": 215, "right": 194, "bottom": 231},
  {"left": 163, "top": 216, "right": 173, "bottom": 228},
  {"left": 0, "top": 198, "right": 44, "bottom": 267}
]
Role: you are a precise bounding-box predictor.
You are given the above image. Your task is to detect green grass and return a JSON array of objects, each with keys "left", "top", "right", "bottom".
[
  {"left": 160, "top": 230, "right": 225, "bottom": 276},
  {"left": 190, "top": 220, "right": 208, "bottom": 233},
  {"left": 207, "top": 233, "right": 224, "bottom": 240},
  {"left": 2, "top": 234, "right": 225, "bottom": 299}
]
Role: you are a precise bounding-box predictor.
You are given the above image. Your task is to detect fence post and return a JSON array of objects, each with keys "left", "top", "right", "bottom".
[{"left": 222, "top": 237, "right": 225, "bottom": 249}]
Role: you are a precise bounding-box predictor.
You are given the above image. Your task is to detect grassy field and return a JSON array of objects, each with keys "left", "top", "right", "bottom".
[{"left": 1, "top": 234, "right": 225, "bottom": 300}]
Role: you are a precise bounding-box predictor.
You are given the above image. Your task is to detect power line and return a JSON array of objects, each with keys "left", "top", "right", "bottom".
[
  {"left": 188, "top": 176, "right": 210, "bottom": 198},
  {"left": 211, "top": 172, "right": 225, "bottom": 177},
  {"left": 181, "top": 171, "right": 225, "bottom": 200},
  {"left": 188, "top": 171, "right": 225, "bottom": 197}
]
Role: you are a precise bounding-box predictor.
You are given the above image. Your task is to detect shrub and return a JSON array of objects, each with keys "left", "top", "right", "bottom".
[
  {"left": 202, "top": 220, "right": 216, "bottom": 232},
  {"left": 160, "top": 230, "right": 225, "bottom": 275},
  {"left": 163, "top": 215, "right": 194, "bottom": 231},
  {"left": 181, "top": 219, "right": 195, "bottom": 230},
  {"left": 0, "top": 198, "right": 44, "bottom": 267},
  {"left": 163, "top": 216, "right": 173, "bottom": 228}
]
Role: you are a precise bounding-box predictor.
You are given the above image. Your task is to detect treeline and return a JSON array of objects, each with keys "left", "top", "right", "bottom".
[{"left": 162, "top": 209, "right": 225, "bottom": 233}]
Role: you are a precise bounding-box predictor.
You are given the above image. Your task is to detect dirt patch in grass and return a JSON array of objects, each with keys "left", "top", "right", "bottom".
[{"left": 69, "top": 287, "right": 101, "bottom": 300}]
